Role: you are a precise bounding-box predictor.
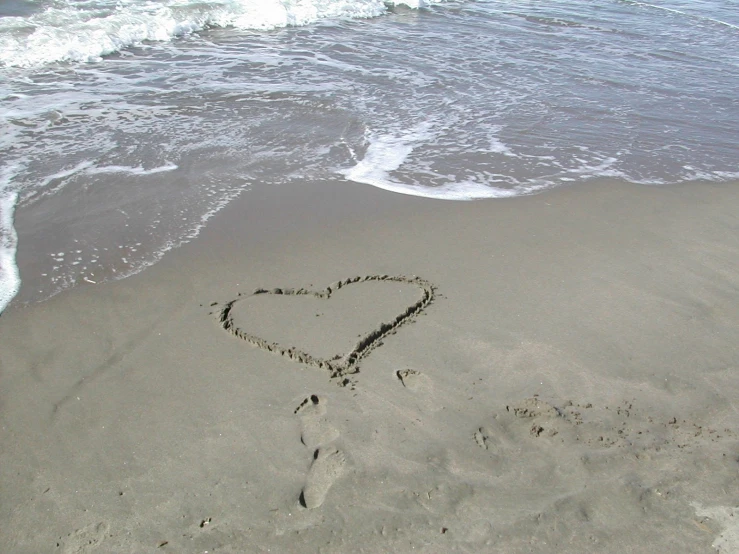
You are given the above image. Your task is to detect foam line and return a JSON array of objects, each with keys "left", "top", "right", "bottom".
[
  {"left": 0, "top": 167, "right": 20, "bottom": 314},
  {"left": 86, "top": 163, "right": 178, "bottom": 176},
  {"left": 37, "top": 161, "right": 96, "bottom": 188},
  {"left": 344, "top": 174, "right": 523, "bottom": 200}
]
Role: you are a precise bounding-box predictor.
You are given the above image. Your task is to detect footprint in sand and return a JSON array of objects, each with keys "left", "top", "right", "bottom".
[
  {"left": 395, "top": 369, "right": 432, "bottom": 392},
  {"left": 294, "top": 394, "right": 339, "bottom": 449},
  {"left": 60, "top": 522, "right": 109, "bottom": 553},
  {"left": 395, "top": 369, "right": 439, "bottom": 412},
  {"left": 294, "top": 395, "right": 345, "bottom": 509},
  {"left": 299, "top": 447, "right": 346, "bottom": 509},
  {"left": 396, "top": 369, "right": 421, "bottom": 389}
]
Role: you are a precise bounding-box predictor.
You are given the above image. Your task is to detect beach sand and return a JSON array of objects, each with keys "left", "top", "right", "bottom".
[{"left": 1, "top": 179, "right": 738, "bottom": 553}]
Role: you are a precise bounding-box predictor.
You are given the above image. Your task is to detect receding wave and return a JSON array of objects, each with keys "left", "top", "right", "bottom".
[{"left": 0, "top": 0, "right": 441, "bottom": 68}]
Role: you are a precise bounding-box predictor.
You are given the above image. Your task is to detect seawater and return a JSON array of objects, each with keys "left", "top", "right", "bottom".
[{"left": 1, "top": 0, "right": 738, "bottom": 312}]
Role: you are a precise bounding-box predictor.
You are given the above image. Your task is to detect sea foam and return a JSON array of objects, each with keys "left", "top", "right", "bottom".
[
  {"left": 0, "top": 167, "right": 20, "bottom": 314},
  {"left": 341, "top": 127, "right": 536, "bottom": 200}
]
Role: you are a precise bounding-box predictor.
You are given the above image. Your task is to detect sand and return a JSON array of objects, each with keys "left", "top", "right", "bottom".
[{"left": 1, "top": 179, "right": 738, "bottom": 553}]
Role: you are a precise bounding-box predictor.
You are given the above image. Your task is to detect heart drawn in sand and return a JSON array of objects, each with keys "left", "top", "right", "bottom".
[{"left": 215, "top": 275, "right": 436, "bottom": 384}]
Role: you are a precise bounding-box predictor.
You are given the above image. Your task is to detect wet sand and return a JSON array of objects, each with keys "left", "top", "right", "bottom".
[{"left": 1, "top": 179, "right": 738, "bottom": 553}]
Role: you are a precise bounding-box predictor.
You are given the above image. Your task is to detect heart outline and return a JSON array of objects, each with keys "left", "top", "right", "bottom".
[{"left": 216, "top": 275, "right": 436, "bottom": 384}]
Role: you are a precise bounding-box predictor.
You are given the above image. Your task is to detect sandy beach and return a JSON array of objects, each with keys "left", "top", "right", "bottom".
[{"left": 1, "top": 179, "right": 739, "bottom": 553}]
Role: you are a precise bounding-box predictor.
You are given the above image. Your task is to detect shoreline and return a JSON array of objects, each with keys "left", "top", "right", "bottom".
[
  {"left": 2, "top": 178, "right": 739, "bottom": 552},
  {"left": 7, "top": 174, "right": 739, "bottom": 316}
]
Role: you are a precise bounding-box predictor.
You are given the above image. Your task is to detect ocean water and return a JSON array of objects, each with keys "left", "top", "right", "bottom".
[{"left": 1, "top": 0, "right": 738, "bottom": 312}]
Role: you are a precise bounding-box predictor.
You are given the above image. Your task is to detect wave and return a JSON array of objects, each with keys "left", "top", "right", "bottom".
[{"left": 0, "top": 0, "right": 442, "bottom": 68}]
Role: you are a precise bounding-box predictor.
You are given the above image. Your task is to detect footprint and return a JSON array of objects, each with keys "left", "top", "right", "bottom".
[
  {"left": 395, "top": 369, "right": 440, "bottom": 413},
  {"left": 61, "top": 522, "right": 109, "bottom": 553},
  {"left": 294, "top": 394, "right": 339, "bottom": 448},
  {"left": 396, "top": 369, "right": 427, "bottom": 392},
  {"left": 294, "top": 395, "right": 320, "bottom": 415},
  {"left": 299, "top": 447, "right": 346, "bottom": 509},
  {"left": 474, "top": 427, "right": 489, "bottom": 450}
]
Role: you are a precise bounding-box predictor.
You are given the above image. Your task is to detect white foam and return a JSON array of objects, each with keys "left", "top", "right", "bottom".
[
  {"left": 0, "top": 166, "right": 21, "bottom": 314},
  {"left": 341, "top": 127, "right": 535, "bottom": 200},
  {"left": 0, "top": 0, "right": 444, "bottom": 68},
  {"left": 86, "top": 163, "right": 178, "bottom": 176},
  {"left": 712, "top": 171, "right": 739, "bottom": 180},
  {"left": 354, "top": 177, "right": 524, "bottom": 200},
  {"left": 566, "top": 156, "right": 621, "bottom": 177},
  {"left": 680, "top": 167, "right": 739, "bottom": 183},
  {"left": 487, "top": 126, "right": 517, "bottom": 157},
  {"left": 37, "top": 160, "right": 96, "bottom": 187}
]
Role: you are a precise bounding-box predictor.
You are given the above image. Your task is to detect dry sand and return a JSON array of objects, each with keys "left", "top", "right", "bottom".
[{"left": 1, "top": 179, "right": 739, "bottom": 553}]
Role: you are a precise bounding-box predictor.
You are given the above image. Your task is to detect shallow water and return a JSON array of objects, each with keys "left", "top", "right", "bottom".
[{"left": 1, "top": 0, "right": 738, "bottom": 311}]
